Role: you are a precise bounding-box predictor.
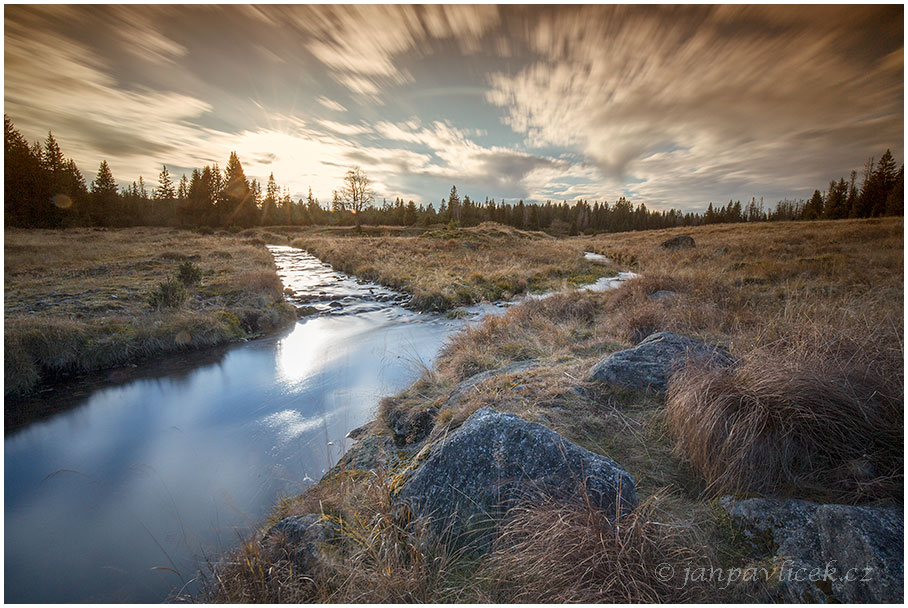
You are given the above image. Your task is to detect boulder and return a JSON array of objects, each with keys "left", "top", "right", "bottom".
[
  {"left": 393, "top": 408, "right": 637, "bottom": 545},
  {"left": 648, "top": 290, "right": 680, "bottom": 301},
  {"left": 589, "top": 331, "right": 734, "bottom": 394},
  {"left": 660, "top": 235, "right": 695, "bottom": 249},
  {"left": 443, "top": 360, "right": 538, "bottom": 409},
  {"left": 262, "top": 513, "right": 335, "bottom": 571},
  {"left": 719, "top": 496, "right": 903, "bottom": 603},
  {"left": 387, "top": 405, "right": 438, "bottom": 444}
]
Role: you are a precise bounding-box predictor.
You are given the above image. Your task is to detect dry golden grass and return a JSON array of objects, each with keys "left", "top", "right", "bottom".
[
  {"left": 213, "top": 217, "right": 903, "bottom": 603},
  {"left": 4, "top": 227, "right": 295, "bottom": 401},
  {"left": 291, "top": 222, "right": 616, "bottom": 310},
  {"left": 479, "top": 492, "right": 710, "bottom": 603}
]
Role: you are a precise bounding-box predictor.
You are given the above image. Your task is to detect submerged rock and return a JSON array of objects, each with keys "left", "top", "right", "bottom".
[
  {"left": 660, "top": 235, "right": 695, "bottom": 249},
  {"left": 719, "top": 496, "right": 903, "bottom": 603},
  {"left": 589, "top": 331, "right": 734, "bottom": 394},
  {"left": 393, "top": 408, "right": 637, "bottom": 545}
]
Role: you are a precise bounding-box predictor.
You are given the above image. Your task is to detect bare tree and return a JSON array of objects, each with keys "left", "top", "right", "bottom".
[{"left": 341, "top": 166, "right": 374, "bottom": 228}]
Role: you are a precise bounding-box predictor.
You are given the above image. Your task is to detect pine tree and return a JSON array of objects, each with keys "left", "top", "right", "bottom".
[
  {"left": 448, "top": 185, "right": 461, "bottom": 223},
  {"left": 5, "top": 115, "right": 49, "bottom": 227},
  {"left": 155, "top": 165, "right": 175, "bottom": 200},
  {"left": 90, "top": 160, "right": 120, "bottom": 224},
  {"left": 884, "top": 165, "right": 903, "bottom": 216},
  {"left": 223, "top": 152, "right": 256, "bottom": 227},
  {"left": 178, "top": 174, "right": 188, "bottom": 202},
  {"left": 871, "top": 149, "right": 897, "bottom": 216},
  {"left": 803, "top": 190, "right": 824, "bottom": 220}
]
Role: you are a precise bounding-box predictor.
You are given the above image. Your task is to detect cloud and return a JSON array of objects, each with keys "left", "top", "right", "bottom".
[
  {"left": 4, "top": 16, "right": 213, "bottom": 180},
  {"left": 280, "top": 5, "right": 501, "bottom": 96},
  {"left": 486, "top": 5, "right": 903, "bottom": 208},
  {"left": 5, "top": 5, "right": 901, "bottom": 210},
  {"left": 317, "top": 97, "right": 348, "bottom": 112}
]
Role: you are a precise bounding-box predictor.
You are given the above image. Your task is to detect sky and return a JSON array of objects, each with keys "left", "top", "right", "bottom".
[{"left": 4, "top": 4, "right": 904, "bottom": 212}]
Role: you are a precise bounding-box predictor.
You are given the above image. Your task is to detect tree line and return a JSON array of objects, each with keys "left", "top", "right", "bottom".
[{"left": 5, "top": 115, "right": 903, "bottom": 234}]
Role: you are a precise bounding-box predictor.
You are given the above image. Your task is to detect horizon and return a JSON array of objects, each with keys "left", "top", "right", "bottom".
[{"left": 5, "top": 5, "right": 903, "bottom": 212}]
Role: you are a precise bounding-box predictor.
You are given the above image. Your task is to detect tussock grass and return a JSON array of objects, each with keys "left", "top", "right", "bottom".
[
  {"left": 291, "top": 222, "right": 616, "bottom": 310},
  {"left": 480, "top": 493, "right": 709, "bottom": 603},
  {"left": 5, "top": 227, "right": 295, "bottom": 400},
  {"left": 666, "top": 349, "right": 903, "bottom": 501}
]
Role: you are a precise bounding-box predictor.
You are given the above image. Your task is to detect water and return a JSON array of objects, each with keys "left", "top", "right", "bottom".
[
  {"left": 4, "top": 246, "right": 633, "bottom": 603},
  {"left": 3, "top": 246, "right": 504, "bottom": 603}
]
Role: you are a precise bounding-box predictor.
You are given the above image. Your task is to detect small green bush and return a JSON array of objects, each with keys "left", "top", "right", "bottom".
[
  {"left": 148, "top": 278, "right": 188, "bottom": 310},
  {"left": 178, "top": 260, "right": 202, "bottom": 286}
]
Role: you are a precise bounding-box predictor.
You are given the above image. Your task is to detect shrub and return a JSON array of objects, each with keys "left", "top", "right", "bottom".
[
  {"left": 177, "top": 260, "right": 202, "bottom": 286},
  {"left": 147, "top": 278, "right": 188, "bottom": 310},
  {"left": 666, "top": 349, "right": 903, "bottom": 501}
]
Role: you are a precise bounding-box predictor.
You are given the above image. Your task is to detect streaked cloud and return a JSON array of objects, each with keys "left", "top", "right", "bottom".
[
  {"left": 317, "top": 97, "right": 347, "bottom": 113},
  {"left": 4, "top": 5, "right": 901, "bottom": 210}
]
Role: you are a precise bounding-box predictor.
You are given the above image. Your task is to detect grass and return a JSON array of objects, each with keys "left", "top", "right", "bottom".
[
  {"left": 290, "top": 222, "right": 618, "bottom": 310},
  {"left": 4, "top": 227, "right": 296, "bottom": 405},
  {"left": 207, "top": 217, "right": 902, "bottom": 602}
]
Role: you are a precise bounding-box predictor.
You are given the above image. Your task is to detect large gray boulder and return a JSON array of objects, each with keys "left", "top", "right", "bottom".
[
  {"left": 589, "top": 331, "right": 734, "bottom": 394},
  {"left": 719, "top": 496, "right": 903, "bottom": 603},
  {"left": 393, "top": 408, "right": 637, "bottom": 545}
]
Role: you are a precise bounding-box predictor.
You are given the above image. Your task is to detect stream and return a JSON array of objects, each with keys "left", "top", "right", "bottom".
[{"left": 4, "top": 246, "right": 633, "bottom": 603}]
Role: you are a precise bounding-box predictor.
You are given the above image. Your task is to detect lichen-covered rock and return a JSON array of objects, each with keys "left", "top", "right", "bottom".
[
  {"left": 589, "top": 331, "right": 734, "bottom": 394},
  {"left": 387, "top": 405, "right": 438, "bottom": 444},
  {"left": 393, "top": 408, "right": 637, "bottom": 545},
  {"left": 442, "top": 360, "right": 538, "bottom": 409},
  {"left": 262, "top": 513, "right": 335, "bottom": 571},
  {"left": 719, "top": 496, "right": 903, "bottom": 603},
  {"left": 660, "top": 235, "right": 695, "bottom": 249}
]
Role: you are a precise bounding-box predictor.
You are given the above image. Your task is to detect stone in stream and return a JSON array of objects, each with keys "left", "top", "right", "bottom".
[
  {"left": 718, "top": 496, "right": 903, "bottom": 603},
  {"left": 588, "top": 331, "right": 734, "bottom": 394},
  {"left": 392, "top": 408, "right": 637, "bottom": 546},
  {"left": 295, "top": 305, "right": 318, "bottom": 318},
  {"left": 660, "top": 235, "right": 695, "bottom": 249}
]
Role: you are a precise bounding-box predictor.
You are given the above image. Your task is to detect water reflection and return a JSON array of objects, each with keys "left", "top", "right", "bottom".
[{"left": 4, "top": 248, "right": 496, "bottom": 603}]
